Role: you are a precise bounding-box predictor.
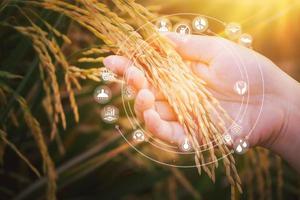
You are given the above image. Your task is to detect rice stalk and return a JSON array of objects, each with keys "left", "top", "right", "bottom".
[
  {"left": 34, "top": 0, "right": 242, "bottom": 192},
  {"left": 18, "top": 98, "right": 57, "bottom": 200},
  {"left": 258, "top": 148, "right": 272, "bottom": 200},
  {"left": 0, "top": 129, "right": 41, "bottom": 177},
  {"left": 170, "top": 168, "right": 201, "bottom": 199},
  {"left": 14, "top": 25, "right": 68, "bottom": 133},
  {"left": 0, "top": 84, "right": 56, "bottom": 200},
  {"left": 168, "top": 176, "right": 178, "bottom": 200}
]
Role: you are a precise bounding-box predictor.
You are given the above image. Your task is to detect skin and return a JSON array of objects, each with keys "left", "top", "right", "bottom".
[{"left": 103, "top": 32, "right": 300, "bottom": 173}]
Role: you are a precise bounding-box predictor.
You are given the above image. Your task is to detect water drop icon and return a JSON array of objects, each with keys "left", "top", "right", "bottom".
[{"left": 236, "top": 145, "right": 242, "bottom": 153}]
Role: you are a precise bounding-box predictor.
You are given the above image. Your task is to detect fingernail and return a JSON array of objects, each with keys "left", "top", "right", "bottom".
[{"left": 103, "top": 56, "right": 116, "bottom": 71}]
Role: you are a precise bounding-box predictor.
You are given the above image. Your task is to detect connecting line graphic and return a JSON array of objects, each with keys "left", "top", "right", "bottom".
[
  {"left": 115, "top": 125, "right": 234, "bottom": 168},
  {"left": 111, "top": 12, "right": 260, "bottom": 167}
]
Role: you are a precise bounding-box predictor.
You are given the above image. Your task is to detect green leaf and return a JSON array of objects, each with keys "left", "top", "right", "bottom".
[{"left": 0, "top": 70, "right": 22, "bottom": 79}]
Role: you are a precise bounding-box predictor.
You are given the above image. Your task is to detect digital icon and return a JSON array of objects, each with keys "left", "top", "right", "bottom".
[
  {"left": 180, "top": 138, "right": 192, "bottom": 151},
  {"left": 132, "top": 129, "right": 145, "bottom": 142},
  {"left": 234, "top": 81, "right": 247, "bottom": 95},
  {"left": 229, "top": 122, "right": 242, "bottom": 135},
  {"left": 101, "top": 69, "right": 115, "bottom": 82},
  {"left": 225, "top": 22, "right": 242, "bottom": 40},
  {"left": 101, "top": 105, "right": 119, "bottom": 123},
  {"left": 223, "top": 134, "right": 233, "bottom": 145},
  {"left": 175, "top": 24, "right": 191, "bottom": 35},
  {"left": 94, "top": 86, "right": 112, "bottom": 104},
  {"left": 123, "top": 85, "right": 136, "bottom": 100},
  {"left": 192, "top": 16, "right": 208, "bottom": 32},
  {"left": 233, "top": 138, "right": 249, "bottom": 154},
  {"left": 238, "top": 33, "right": 253, "bottom": 48},
  {"left": 156, "top": 18, "right": 171, "bottom": 33}
]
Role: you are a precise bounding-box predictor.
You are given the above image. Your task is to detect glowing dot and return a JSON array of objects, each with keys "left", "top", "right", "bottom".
[
  {"left": 175, "top": 23, "right": 191, "bottom": 35},
  {"left": 192, "top": 16, "right": 208, "bottom": 33},
  {"left": 225, "top": 22, "right": 242, "bottom": 40},
  {"left": 234, "top": 81, "right": 248, "bottom": 96},
  {"left": 101, "top": 69, "right": 115, "bottom": 82},
  {"left": 233, "top": 138, "right": 249, "bottom": 155},
  {"left": 132, "top": 129, "right": 145, "bottom": 142},
  {"left": 101, "top": 105, "right": 119, "bottom": 124},
  {"left": 123, "top": 85, "right": 136, "bottom": 100},
  {"left": 156, "top": 18, "right": 172, "bottom": 33},
  {"left": 94, "top": 86, "right": 112, "bottom": 104},
  {"left": 229, "top": 122, "right": 242, "bottom": 136},
  {"left": 180, "top": 138, "right": 192, "bottom": 152},
  {"left": 239, "top": 33, "right": 253, "bottom": 48},
  {"left": 223, "top": 134, "right": 232, "bottom": 145}
]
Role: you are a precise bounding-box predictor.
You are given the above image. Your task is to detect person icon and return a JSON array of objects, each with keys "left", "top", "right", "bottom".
[
  {"left": 97, "top": 89, "right": 109, "bottom": 99},
  {"left": 179, "top": 27, "right": 186, "bottom": 34},
  {"left": 94, "top": 86, "right": 112, "bottom": 104}
]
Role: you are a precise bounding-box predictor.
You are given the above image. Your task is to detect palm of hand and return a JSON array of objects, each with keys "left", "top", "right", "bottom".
[{"left": 104, "top": 33, "right": 285, "bottom": 149}]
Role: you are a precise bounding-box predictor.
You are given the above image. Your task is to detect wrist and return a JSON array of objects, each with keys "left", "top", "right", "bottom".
[{"left": 270, "top": 79, "right": 300, "bottom": 172}]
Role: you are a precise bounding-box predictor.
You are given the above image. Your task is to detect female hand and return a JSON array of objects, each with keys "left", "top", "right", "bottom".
[{"left": 104, "top": 33, "right": 300, "bottom": 172}]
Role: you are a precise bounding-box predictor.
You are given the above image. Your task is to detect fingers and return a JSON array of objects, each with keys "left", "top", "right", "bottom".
[
  {"left": 104, "top": 55, "right": 148, "bottom": 90},
  {"left": 143, "top": 109, "right": 185, "bottom": 144},
  {"left": 124, "top": 66, "right": 148, "bottom": 90},
  {"left": 154, "top": 101, "right": 177, "bottom": 121},
  {"left": 133, "top": 89, "right": 182, "bottom": 144},
  {"left": 104, "top": 55, "right": 185, "bottom": 144},
  {"left": 149, "top": 85, "right": 165, "bottom": 101},
  {"left": 134, "top": 89, "right": 155, "bottom": 120},
  {"left": 134, "top": 89, "right": 176, "bottom": 121},
  {"left": 104, "top": 55, "right": 166, "bottom": 100},
  {"left": 164, "top": 32, "right": 223, "bottom": 63},
  {"left": 103, "top": 55, "right": 131, "bottom": 76}
]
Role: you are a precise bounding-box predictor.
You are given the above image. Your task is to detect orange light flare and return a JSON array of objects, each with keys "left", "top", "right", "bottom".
[{"left": 149, "top": 0, "right": 300, "bottom": 78}]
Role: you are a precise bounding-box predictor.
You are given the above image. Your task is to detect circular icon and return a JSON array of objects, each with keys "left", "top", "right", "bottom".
[
  {"left": 123, "top": 85, "right": 136, "bottom": 100},
  {"left": 175, "top": 23, "right": 191, "bottom": 35},
  {"left": 180, "top": 138, "right": 192, "bottom": 152},
  {"left": 94, "top": 86, "right": 112, "bottom": 104},
  {"left": 101, "top": 69, "right": 115, "bottom": 82},
  {"left": 225, "top": 22, "right": 242, "bottom": 40},
  {"left": 223, "top": 134, "right": 233, "bottom": 145},
  {"left": 239, "top": 33, "right": 253, "bottom": 48},
  {"left": 156, "top": 18, "right": 172, "bottom": 33},
  {"left": 192, "top": 16, "right": 208, "bottom": 33},
  {"left": 233, "top": 138, "right": 249, "bottom": 154},
  {"left": 133, "top": 129, "right": 145, "bottom": 142},
  {"left": 234, "top": 81, "right": 248, "bottom": 95},
  {"left": 101, "top": 105, "right": 119, "bottom": 124},
  {"left": 229, "top": 122, "right": 242, "bottom": 136}
]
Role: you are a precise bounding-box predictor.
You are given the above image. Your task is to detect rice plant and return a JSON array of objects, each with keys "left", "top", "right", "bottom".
[{"left": 0, "top": 0, "right": 299, "bottom": 200}]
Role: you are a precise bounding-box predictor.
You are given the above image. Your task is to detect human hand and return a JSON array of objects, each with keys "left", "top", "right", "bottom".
[{"left": 103, "top": 33, "right": 300, "bottom": 170}]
